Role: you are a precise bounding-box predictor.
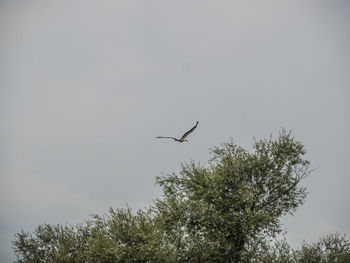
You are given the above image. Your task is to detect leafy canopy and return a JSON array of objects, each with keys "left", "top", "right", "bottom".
[
  {"left": 155, "top": 129, "right": 311, "bottom": 262},
  {"left": 13, "top": 130, "right": 347, "bottom": 263}
]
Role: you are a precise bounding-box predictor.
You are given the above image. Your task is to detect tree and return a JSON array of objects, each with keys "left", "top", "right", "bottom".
[
  {"left": 84, "top": 207, "right": 173, "bottom": 263},
  {"left": 12, "top": 223, "right": 89, "bottom": 263},
  {"left": 15, "top": 129, "right": 348, "bottom": 263},
  {"left": 260, "top": 233, "right": 350, "bottom": 263},
  {"left": 13, "top": 207, "right": 172, "bottom": 263},
  {"left": 294, "top": 233, "right": 350, "bottom": 263},
  {"left": 155, "top": 129, "right": 311, "bottom": 262}
]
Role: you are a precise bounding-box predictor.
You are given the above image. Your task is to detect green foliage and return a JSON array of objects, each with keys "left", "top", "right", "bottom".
[
  {"left": 13, "top": 224, "right": 89, "bottom": 263},
  {"left": 294, "top": 233, "right": 350, "bottom": 263},
  {"left": 85, "top": 207, "right": 173, "bottom": 263},
  {"left": 260, "top": 233, "right": 350, "bottom": 263},
  {"left": 13, "top": 207, "right": 172, "bottom": 263},
  {"left": 12, "top": 130, "right": 348, "bottom": 262},
  {"left": 155, "top": 129, "right": 310, "bottom": 262}
]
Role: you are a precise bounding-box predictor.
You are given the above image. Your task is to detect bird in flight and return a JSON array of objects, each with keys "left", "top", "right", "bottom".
[{"left": 156, "top": 121, "right": 199, "bottom": 143}]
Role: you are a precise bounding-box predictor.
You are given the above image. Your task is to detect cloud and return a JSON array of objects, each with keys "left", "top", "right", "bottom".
[{"left": 1, "top": 0, "right": 349, "bottom": 261}]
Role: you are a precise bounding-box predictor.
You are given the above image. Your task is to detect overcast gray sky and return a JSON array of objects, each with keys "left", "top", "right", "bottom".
[{"left": 1, "top": 0, "right": 349, "bottom": 261}]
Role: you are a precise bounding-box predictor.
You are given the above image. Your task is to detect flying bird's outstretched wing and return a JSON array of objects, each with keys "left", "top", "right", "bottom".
[
  {"left": 179, "top": 121, "right": 199, "bottom": 140},
  {"left": 156, "top": 136, "right": 178, "bottom": 141}
]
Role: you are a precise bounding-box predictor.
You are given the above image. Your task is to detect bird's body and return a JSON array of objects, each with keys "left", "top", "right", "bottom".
[{"left": 156, "top": 121, "right": 199, "bottom": 143}]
